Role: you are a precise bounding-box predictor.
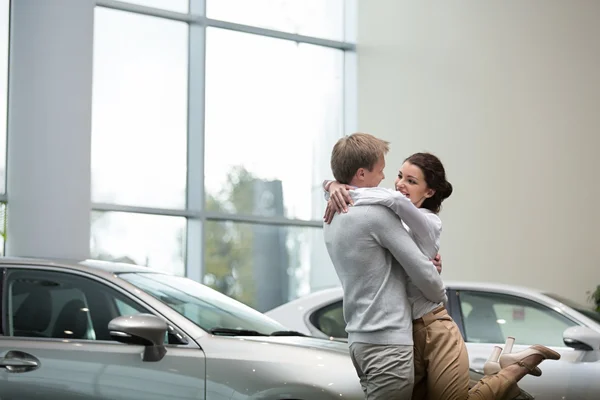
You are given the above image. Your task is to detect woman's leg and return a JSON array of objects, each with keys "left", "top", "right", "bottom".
[
  {"left": 411, "top": 320, "right": 429, "bottom": 400},
  {"left": 414, "top": 307, "right": 523, "bottom": 400},
  {"left": 467, "top": 370, "right": 521, "bottom": 400},
  {"left": 422, "top": 312, "right": 471, "bottom": 399}
]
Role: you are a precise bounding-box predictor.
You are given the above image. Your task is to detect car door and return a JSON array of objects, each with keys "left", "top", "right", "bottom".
[
  {"left": 451, "top": 288, "right": 600, "bottom": 400},
  {"left": 0, "top": 267, "right": 206, "bottom": 400}
]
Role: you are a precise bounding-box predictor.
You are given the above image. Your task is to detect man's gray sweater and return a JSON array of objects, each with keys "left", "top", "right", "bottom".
[{"left": 323, "top": 204, "right": 447, "bottom": 346}]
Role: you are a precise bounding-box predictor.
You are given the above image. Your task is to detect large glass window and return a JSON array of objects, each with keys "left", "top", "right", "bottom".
[
  {"left": 204, "top": 220, "right": 331, "bottom": 312},
  {"left": 205, "top": 28, "right": 343, "bottom": 221},
  {"left": 91, "top": 1, "right": 353, "bottom": 310},
  {"left": 91, "top": 8, "right": 188, "bottom": 209},
  {"left": 90, "top": 211, "right": 186, "bottom": 276}
]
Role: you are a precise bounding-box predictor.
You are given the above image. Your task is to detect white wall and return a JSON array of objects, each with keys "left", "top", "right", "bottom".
[{"left": 357, "top": 0, "right": 600, "bottom": 304}]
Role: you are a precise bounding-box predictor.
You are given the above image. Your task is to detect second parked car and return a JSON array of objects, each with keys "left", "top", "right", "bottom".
[{"left": 267, "top": 281, "right": 600, "bottom": 400}]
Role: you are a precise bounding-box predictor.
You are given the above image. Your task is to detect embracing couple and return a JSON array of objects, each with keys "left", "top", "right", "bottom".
[{"left": 322, "top": 132, "right": 560, "bottom": 400}]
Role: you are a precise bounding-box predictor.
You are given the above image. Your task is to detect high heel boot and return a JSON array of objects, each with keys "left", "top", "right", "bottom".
[
  {"left": 483, "top": 346, "right": 502, "bottom": 375},
  {"left": 483, "top": 336, "right": 515, "bottom": 375},
  {"left": 498, "top": 344, "right": 561, "bottom": 377}
]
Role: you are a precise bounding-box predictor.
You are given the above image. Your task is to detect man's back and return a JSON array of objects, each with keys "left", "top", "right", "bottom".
[{"left": 324, "top": 204, "right": 416, "bottom": 346}]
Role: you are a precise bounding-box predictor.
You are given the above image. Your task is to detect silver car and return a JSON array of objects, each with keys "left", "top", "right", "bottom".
[
  {"left": 0, "top": 257, "right": 363, "bottom": 399},
  {"left": 266, "top": 282, "right": 600, "bottom": 400}
]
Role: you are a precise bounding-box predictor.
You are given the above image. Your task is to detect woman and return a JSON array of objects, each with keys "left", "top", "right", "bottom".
[{"left": 323, "top": 152, "right": 559, "bottom": 400}]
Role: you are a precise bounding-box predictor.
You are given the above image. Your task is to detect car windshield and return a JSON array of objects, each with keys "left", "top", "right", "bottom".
[
  {"left": 119, "top": 272, "right": 286, "bottom": 334},
  {"left": 545, "top": 293, "right": 600, "bottom": 324}
]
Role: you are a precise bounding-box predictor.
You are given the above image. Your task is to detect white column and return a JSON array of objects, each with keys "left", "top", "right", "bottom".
[{"left": 6, "top": 0, "right": 94, "bottom": 260}]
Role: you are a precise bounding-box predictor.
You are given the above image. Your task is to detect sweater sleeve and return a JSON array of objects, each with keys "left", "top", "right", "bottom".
[
  {"left": 368, "top": 207, "right": 447, "bottom": 304},
  {"left": 322, "top": 180, "right": 333, "bottom": 201},
  {"left": 352, "top": 187, "right": 440, "bottom": 254}
]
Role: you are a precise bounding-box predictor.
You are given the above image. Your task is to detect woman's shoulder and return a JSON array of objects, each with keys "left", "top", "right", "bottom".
[{"left": 419, "top": 208, "right": 442, "bottom": 231}]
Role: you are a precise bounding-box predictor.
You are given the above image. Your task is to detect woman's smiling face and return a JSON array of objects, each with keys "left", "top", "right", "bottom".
[{"left": 394, "top": 161, "right": 434, "bottom": 208}]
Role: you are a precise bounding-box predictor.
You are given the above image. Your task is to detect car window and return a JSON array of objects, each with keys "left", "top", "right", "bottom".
[
  {"left": 5, "top": 269, "right": 149, "bottom": 341},
  {"left": 310, "top": 301, "right": 347, "bottom": 339},
  {"left": 119, "top": 272, "right": 286, "bottom": 334},
  {"left": 458, "top": 290, "right": 577, "bottom": 347},
  {"left": 544, "top": 293, "right": 600, "bottom": 324}
]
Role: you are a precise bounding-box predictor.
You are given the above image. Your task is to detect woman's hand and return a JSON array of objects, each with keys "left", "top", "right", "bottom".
[
  {"left": 323, "top": 200, "right": 336, "bottom": 224},
  {"left": 323, "top": 182, "right": 353, "bottom": 224},
  {"left": 328, "top": 181, "right": 353, "bottom": 213},
  {"left": 432, "top": 253, "right": 442, "bottom": 274}
]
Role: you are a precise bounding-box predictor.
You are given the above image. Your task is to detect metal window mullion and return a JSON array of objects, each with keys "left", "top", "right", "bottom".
[
  {"left": 203, "top": 212, "right": 323, "bottom": 228},
  {"left": 205, "top": 18, "right": 354, "bottom": 51},
  {"left": 90, "top": 203, "right": 324, "bottom": 228},
  {"left": 91, "top": 203, "right": 199, "bottom": 218},
  {"left": 94, "top": 0, "right": 355, "bottom": 51},
  {"left": 185, "top": 0, "right": 207, "bottom": 283},
  {"left": 343, "top": 0, "right": 358, "bottom": 136}
]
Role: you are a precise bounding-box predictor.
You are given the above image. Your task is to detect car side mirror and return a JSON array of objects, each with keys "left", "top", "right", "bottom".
[
  {"left": 108, "top": 314, "right": 168, "bottom": 362},
  {"left": 563, "top": 326, "right": 600, "bottom": 351}
]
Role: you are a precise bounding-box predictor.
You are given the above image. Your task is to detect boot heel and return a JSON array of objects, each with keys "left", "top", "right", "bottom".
[
  {"left": 503, "top": 336, "right": 515, "bottom": 354},
  {"left": 483, "top": 346, "right": 502, "bottom": 375}
]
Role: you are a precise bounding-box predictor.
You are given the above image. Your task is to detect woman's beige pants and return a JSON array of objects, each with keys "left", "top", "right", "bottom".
[{"left": 412, "top": 306, "right": 521, "bottom": 400}]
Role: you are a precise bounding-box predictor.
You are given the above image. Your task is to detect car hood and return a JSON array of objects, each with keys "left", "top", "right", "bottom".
[
  {"left": 240, "top": 335, "right": 350, "bottom": 354},
  {"left": 202, "top": 335, "right": 363, "bottom": 399}
]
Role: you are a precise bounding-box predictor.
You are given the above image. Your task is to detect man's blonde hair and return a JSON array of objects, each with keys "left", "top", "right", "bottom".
[{"left": 330, "top": 133, "right": 390, "bottom": 184}]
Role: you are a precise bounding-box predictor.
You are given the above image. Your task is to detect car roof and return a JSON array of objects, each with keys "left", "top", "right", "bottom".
[
  {"left": 269, "top": 280, "right": 577, "bottom": 315},
  {"left": 280, "top": 280, "right": 552, "bottom": 302},
  {"left": 444, "top": 280, "right": 549, "bottom": 297},
  {"left": 0, "top": 256, "right": 167, "bottom": 276},
  {"left": 270, "top": 280, "right": 600, "bottom": 330}
]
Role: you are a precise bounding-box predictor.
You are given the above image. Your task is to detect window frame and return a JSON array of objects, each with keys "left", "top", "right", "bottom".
[
  {"left": 455, "top": 289, "right": 580, "bottom": 346},
  {"left": 0, "top": 265, "right": 192, "bottom": 347}
]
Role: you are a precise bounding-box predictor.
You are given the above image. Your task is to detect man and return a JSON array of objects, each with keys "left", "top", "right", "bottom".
[{"left": 323, "top": 133, "right": 447, "bottom": 399}]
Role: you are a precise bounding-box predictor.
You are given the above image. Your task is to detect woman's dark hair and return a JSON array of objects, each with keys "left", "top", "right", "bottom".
[{"left": 404, "top": 152, "right": 453, "bottom": 214}]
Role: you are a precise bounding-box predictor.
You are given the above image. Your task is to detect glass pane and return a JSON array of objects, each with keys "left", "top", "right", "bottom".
[
  {"left": 92, "top": 8, "right": 188, "bottom": 209},
  {"left": 207, "top": 0, "right": 344, "bottom": 41},
  {"left": 314, "top": 301, "right": 347, "bottom": 338},
  {"left": 120, "top": 272, "right": 286, "bottom": 334},
  {"left": 119, "top": 0, "right": 188, "bottom": 13},
  {"left": 205, "top": 28, "right": 343, "bottom": 221},
  {"left": 90, "top": 211, "right": 186, "bottom": 276},
  {"left": 8, "top": 269, "right": 149, "bottom": 340},
  {"left": 460, "top": 291, "right": 576, "bottom": 347},
  {"left": 204, "top": 220, "right": 336, "bottom": 312},
  {"left": 0, "top": 0, "right": 9, "bottom": 194}
]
